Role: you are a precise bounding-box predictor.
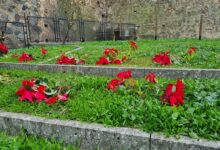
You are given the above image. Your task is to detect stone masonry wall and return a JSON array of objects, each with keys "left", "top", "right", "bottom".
[
  {"left": 0, "top": 0, "right": 58, "bottom": 48},
  {"left": 0, "top": 0, "right": 220, "bottom": 48},
  {"left": 80, "top": 0, "right": 220, "bottom": 39}
]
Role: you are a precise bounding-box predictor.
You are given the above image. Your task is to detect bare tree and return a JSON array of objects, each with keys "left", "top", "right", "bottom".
[{"left": 58, "top": 0, "right": 82, "bottom": 44}]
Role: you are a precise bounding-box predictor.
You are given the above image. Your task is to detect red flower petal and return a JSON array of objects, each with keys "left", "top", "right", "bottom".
[
  {"left": 58, "top": 94, "right": 69, "bottom": 102},
  {"left": 41, "top": 48, "right": 48, "bottom": 55},
  {"left": 152, "top": 51, "right": 171, "bottom": 65},
  {"left": 130, "top": 41, "right": 138, "bottom": 49},
  {"left": 22, "top": 79, "right": 35, "bottom": 88},
  {"left": 170, "top": 95, "right": 177, "bottom": 106},
  {"left": 96, "top": 57, "right": 109, "bottom": 65},
  {"left": 18, "top": 52, "right": 33, "bottom": 62},
  {"left": 122, "top": 56, "right": 127, "bottom": 61},
  {"left": 106, "top": 79, "right": 124, "bottom": 91},
  {"left": 56, "top": 53, "right": 76, "bottom": 65},
  {"left": 21, "top": 90, "right": 34, "bottom": 102},
  {"left": 187, "top": 47, "right": 197, "bottom": 54},
  {"left": 45, "top": 96, "right": 58, "bottom": 105},
  {"left": 161, "top": 80, "right": 185, "bottom": 106},
  {"left": 117, "top": 70, "right": 132, "bottom": 79},
  {"left": 103, "top": 48, "right": 118, "bottom": 56},
  {"left": 145, "top": 72, "right": 157, "bottom": 84},
  {"left": 35, "top": 91, "right": 47, "bottom": 102},
  {"left": 0, "top": 42, "right": 8, "bottom": 54},
  {"left": 114, "top": 59, "right": 122, "bottom": 65},
  {"left": 16, "top": 86, "right": 26, "bottom": 96}
]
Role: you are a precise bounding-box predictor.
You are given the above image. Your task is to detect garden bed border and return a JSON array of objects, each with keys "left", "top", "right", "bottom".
[
  {"left": 0, "top": 62, "right": 220, "bottom": 78},
  {"left": 0, "top": 111, "right": 219, "bottom": 150}
]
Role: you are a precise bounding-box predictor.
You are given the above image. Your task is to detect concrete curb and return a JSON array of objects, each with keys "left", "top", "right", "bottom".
[
  {"left": 0, "top": 63, "right": 220, "bottom": 78},
  {"left": 0, "top": 111, "right": 219, "bottom": 150}
]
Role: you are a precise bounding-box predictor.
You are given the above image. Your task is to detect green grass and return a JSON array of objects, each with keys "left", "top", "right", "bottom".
[
  {"left": 0, "top": 39, "right": 220, "bottom": 68},
  {"left": 0, "top": 44, "right": 79, "bottom": 64},
  {"left": 0, "top": 131, "right": 78, "bottom": 150},
  {"left": 0, "top": 69, "right": 219, "bottom": 140}
]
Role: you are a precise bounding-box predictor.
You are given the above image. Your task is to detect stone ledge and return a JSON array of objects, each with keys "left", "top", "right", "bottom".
[
  {"left": 0, "top": 111, "right": 150, "bottom": 150},
  {"left": 0, "top": 62, "right": 220, "bottom": 78},
  {"left": 0, "top": 111, "right": 219, "bottom": 150},
  {"left": 151, "top": 133, "right": 220, "bottom": 150}
]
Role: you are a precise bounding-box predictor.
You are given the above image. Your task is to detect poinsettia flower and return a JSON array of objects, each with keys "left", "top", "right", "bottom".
[
  {"left": 45, "top": 96, "right": 58, "bottom": 105},
  {"left": 16, "top": 86, "right": 34, "bottom": 102},
  {"left": 117, "top": 70, "right": 132, "bottom": 79},
  {"left": 0, "top": 42, "right": 8, "bottom": 54},
  {"left": 145, "top": 72, "right": 157, "bottom": 84},
  {"left": 19, "top": 90, "right": 34, "bottom": 102},
  {"left": 122, "top": 56, "right": 127, "bottom": 62},
  {"left": 187, "top": 47, "right": 197, "bottom": 55},
  {"left": 18, "top": 52, "right": 33, "bottom": 62},
  {"left": 152, "top": 51, "right": 171, "bottom": 65},
  {"left": 35, "top": 91, "right": 47, "bottom": 102},
  {"left": 106, "top": 79, "right": 124, "bottom": 91},
  {"left": 96, "top": 57, "right": 109, "bottom": 65},
  {"left": 114, "top": 59, "right": 122, "bottom": 65},
  {"left": 22, "top": 79, "right": 35, "bottom": 88},
  {"left": 34, "top": 85, "right": 47, "bottom": 102},
  {"left": 161, "top": 80, "right": 185, "bottom": 106},
  {"left": 104, "top": 48, "right": 118, "bottom": 56},
  {"left": 57, "top": 53, "right": 76, "bottom": 65},
  {"left": 41, "top": 48, "right": 48, "bottom": 55},
  {"left": 130, "top": 41, "right": 138, "bottom": 49},
  {"left": 16, "top": 86, "right": 26, "bottom": 96},
  {"left": 57, "top": 94, "right": 69, "bottom": 102}
]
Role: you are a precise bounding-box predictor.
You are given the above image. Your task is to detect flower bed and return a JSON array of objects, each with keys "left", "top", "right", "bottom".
[
  {"left": 0, "top": 45, "right": 82, "bottom": 64},
  {"left": 0, "top": 69, "right": 219, "bottom": 140},
  {"left": 0, "top": 39, "right": 219, "bottom": 69}
]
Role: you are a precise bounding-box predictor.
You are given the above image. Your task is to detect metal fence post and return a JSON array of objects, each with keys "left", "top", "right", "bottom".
[
  {"left": 154, "top": 0, "right": 159, "bottom": 40},
  {"left": 199, "top": 14, "right": 203, "bottom": 40},
  {"left": 80, "top": 19, "right": 85, "bottom": 42}
]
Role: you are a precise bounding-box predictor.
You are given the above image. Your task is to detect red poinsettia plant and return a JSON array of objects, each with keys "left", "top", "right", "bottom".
[
  {"left": 16, "top": 78, "right": 70, "bottom": 105},
  {"left": 130, "top": 41, "right": 138, "bottom": 50},
  {"left": 161, "top": 80, "right": 185, "bottom": 106},
  {"left": 185, "top": 47, "right": 197, "bottom": 61},
  {"left": 145, "top": 72, "right": 157, "bottom": 84},
  {"left": 0, "top": 42, "right": 8, "bottom": 55},
  {"left": 57, "top": 53, "right": 85, "bottom": 65},
  {"left": 41, "top": 48, "right": 48, "bottom": 56},
  {"left": 187, "top": 47, "right": 197, "bottom": 55},
  {"left": 18, "top": 52, "right": 33, "bottom": 62},
  {"left": 96, "top": 48, "right": 127, "bottom": 65},
  {"left": 152, "top": 51, "right": 172, "bottom": 65},
  {"left": 106, "top": 70, "right": 133, "bottom": 92}
]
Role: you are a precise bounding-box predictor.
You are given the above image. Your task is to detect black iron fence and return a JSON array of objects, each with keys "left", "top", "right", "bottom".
[
  {"left": 0, "top": 16, "right": 136, "bottom": 48},
  {"left": 0, "top": 21, "right": 26, "bottom": 49},
  {"left": 26, "top": 16, "right": 136, "bottom": 43}
]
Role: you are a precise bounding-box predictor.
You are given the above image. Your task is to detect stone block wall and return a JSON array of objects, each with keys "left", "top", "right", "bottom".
[
  {"left": 113, "top": 0, "right": 220, "bottom": 39},
  {"left": 0, "top": 0, "right": 220, "bottom": 48},
  {"left": 79, "top": 0, "right": 220, "bottom": 39},
  {"left": 0, "top": 0, "right": 58, "bottom": 48}
]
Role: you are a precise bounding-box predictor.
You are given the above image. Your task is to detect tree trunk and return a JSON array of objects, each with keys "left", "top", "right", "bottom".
[{"left": 63, "top": 27, "right": 70, "bottom": 45}]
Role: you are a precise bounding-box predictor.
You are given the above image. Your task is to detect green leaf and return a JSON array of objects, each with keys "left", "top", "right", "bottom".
[
  {"left": 189, "top": 131, "right": 199, "bottom": 139},
  {"left": 171, "top": 112, "right": 179, "bottom": 120}
]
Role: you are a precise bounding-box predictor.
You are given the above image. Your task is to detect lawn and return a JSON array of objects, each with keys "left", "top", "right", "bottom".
[
  {"left": 0, "top": 131, "right": 78, "bottom": 149},
  {"left": 0, "top": 69, "right": 219, "bottom": 140},
  {"left": 0, "top": 44, "right": 79, "bottom": 64},
  {"left": 0, "top": 39, "right": 220, "bottom": 68}
]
